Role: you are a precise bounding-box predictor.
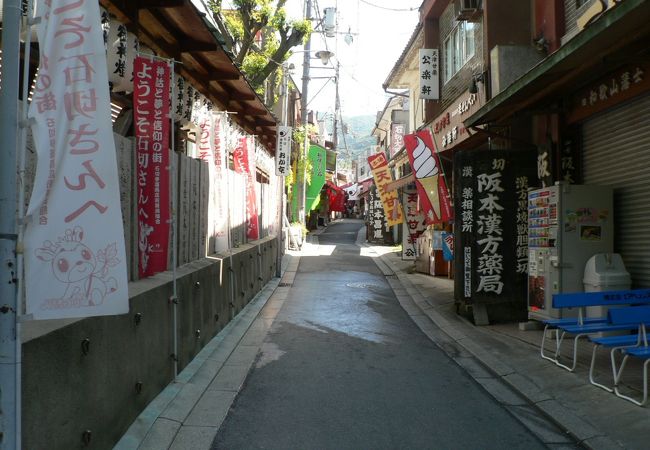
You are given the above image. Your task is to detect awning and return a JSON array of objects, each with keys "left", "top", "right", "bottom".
[{"left": 464, "top": 0, "right": 650, "bottom": 128}]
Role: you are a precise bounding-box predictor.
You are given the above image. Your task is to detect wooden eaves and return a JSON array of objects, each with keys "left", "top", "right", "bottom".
[{"left": 101, "top": 0, "right": 278, "bottom": 153}]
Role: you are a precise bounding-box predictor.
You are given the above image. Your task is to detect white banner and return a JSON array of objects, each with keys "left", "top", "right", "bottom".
[
  {"left": 275, "top": 126, "right": 292, "bottom": 176},
  {"left": 419, "top": 49, "right": 439, "bottom": 100},
  {"left": 213, "top": 112, "right": 230, "bottom": 252},
  {"left": 25, "top": 0, "right": 129, "bottom": 319}
]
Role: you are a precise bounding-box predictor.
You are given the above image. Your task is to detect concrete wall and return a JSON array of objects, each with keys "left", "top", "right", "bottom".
[{"left": 21, "top": 236, "right": 278, "bottom": 450}]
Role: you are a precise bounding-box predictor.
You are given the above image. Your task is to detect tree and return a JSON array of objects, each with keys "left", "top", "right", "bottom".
[{"left": 209, "top": 0, "right": 311, "bottom": 105}]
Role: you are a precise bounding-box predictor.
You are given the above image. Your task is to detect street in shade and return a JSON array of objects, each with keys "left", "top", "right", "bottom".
[{"left": 211, "top": 220, "right": 576, "bottom": 450}]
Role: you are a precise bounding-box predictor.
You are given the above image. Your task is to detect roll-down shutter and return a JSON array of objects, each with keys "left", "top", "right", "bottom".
[{"left": 582, "top": 94, "right": 650, "bottom": 287}]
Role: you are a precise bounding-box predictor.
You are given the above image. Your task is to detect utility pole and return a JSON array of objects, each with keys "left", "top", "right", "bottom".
[
  {"left": 0, "top": 0, "right": 22, "bottom": 447},
  {"left": 333, "top": 62, "right": 340, "bottom": 153},
  {"left": 297, "top": 0, "right": 312, "bottom": 225},
  {"left": 276, "top": 65, "right": 291, "bottom": 277}
]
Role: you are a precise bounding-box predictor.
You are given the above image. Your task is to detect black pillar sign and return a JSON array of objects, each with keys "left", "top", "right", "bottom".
[
  {"left": 454, "top": 150, "right": 538, "bottom": 313},
  {"left": 367, "top": 185, "right": 391, "bottom": 244}
]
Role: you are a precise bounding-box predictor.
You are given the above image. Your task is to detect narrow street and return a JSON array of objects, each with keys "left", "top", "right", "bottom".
[{"left": 211, "top": 221, "right": 552, "bottom": 449}]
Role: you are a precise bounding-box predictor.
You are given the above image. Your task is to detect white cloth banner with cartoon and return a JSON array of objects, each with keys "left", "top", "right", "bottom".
[{"left": 25, "top": 0, "right": 129, "bottom": 319}]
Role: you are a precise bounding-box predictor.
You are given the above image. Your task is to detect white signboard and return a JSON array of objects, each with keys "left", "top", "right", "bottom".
[
  {"left": 419, "top": 49, "right": 440, "bottom": 100},
  {"left": 276, "top": 126, "right": 292, "bottom": 176},
  {"left": 25, "top": 0, "right": 129, "bottom": 319}
]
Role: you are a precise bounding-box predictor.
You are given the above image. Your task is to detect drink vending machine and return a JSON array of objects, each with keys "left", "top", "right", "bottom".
[{"left": 527, "top": 183, "right": 613, "bottom": 321}]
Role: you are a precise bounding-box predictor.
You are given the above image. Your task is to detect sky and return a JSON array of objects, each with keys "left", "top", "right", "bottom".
[{"left": 284, "top": 0, "right": 422, "bottom": 117}]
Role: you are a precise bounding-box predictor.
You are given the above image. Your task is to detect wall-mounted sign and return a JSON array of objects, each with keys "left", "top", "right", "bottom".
[
  {"left": 430, "top": 90, "right": 485, "bottom": 150},
  {"left": 275, "top": 126, "right": 292, "bottom": 176},
  {"left": 567, "top": 64, "right": 649, "bottom": 123},
  {"left": 419, "top": 49, "right": 440, "bottom": 100},
  {"left": 390, "top": 123, "right": 406, "bottom": 159}
]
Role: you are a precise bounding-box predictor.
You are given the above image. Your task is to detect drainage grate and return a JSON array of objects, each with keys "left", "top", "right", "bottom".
[{"left": 278, "top": 282, "right": 293, "bottom": 287}]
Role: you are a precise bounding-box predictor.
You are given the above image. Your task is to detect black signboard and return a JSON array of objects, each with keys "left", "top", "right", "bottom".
[
  {"left": 366, "top": 185, "right": 391, "bottom": 244},
  {"left": 453, "top": 150, "right": 538, "bottom": 313}
]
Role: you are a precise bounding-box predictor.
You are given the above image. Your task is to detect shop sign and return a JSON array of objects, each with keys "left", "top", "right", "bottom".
[
  {"left": 390, "top": 123, "right": 406, "bottom": 159},
  {"left": 431, "top": 90, "right": 485, "bottom": 150},
  {"left": 568, "top": 64, "right": 649, "bottom": 123},
  {"left": 453, "top": 150, "right": 538, "bottom": 305},
  {"left": 367, "top": 152, "right": 404, "bottom": 227},
  {"left": 367, "top": 186, "right": 389, "bottom": 244},
  {"left": 419, "top": 49, "right": 440, "bottom": 100},
  {"left": 275, "top": 126, "right": 292, "bottom": 176}
]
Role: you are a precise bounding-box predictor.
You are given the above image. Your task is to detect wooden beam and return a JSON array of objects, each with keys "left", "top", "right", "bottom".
[
  {"left": 137, "top": 0, "right": 186, "bottom": 9},
  {"left": 180, "top": 39, "right": 219, "bottom": 54},
  {"left": 207, "top": 71, "right": 240, "bottom": 81}
]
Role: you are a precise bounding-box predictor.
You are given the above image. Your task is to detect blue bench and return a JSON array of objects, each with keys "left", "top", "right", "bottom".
[
  {"left": 607, "top": 306, "right": 650, "bottom": 406},
  {"left": 541, "top": 289, "right": 650, "bottom": 371},
  {"left": 588, "top": 307, "right": 650, "bottom": 392}
]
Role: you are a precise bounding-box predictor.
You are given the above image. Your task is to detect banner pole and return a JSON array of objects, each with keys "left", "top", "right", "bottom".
[
  {"left": 13, "top": 1, "right": 37, "bottom": 447},
  {"left": 169, "top": 60, "right": 179, "bottom": 378},
  {"left": 0, "top": 0, "right": 22, "bottom": 447}
]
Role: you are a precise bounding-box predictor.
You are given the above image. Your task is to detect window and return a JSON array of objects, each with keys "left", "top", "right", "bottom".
[{"left": 444, "top": 21, "right": 476, "bottom": 82}]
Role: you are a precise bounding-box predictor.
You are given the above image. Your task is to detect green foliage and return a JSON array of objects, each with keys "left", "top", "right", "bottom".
[{"left": 209, "top": 0, "right": 311, "bottom": 106}]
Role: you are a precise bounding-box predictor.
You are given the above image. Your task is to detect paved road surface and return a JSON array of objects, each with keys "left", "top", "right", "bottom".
[{"left": 212, "top": 221, "right": 549, "bottom": 449}]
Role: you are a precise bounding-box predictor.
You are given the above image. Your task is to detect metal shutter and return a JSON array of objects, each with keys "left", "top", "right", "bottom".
[{"left": 582, "top": 94, "right": 650, "bottom": 288}]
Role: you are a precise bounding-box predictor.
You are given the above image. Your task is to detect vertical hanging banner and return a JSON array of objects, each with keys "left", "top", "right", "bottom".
[
  {"left": 276, "top": 126, "right": 292, "bottom": 176},
  {"left": 419, "top": 49, "right": 440, "bottom": 100},
  {"left": 233, "top": 136, "right": 260, "bottom": 240},
  {"left": 402, "top": 189, "right": 426, "bottom": 260},
  {"left": 25, "top": 0, "right": 129, "bottom": 319},
  {"left": 305, "top": 145, "right": 327, "bottom": 211},
  {"left": 367, "top": 152, "right": 403, "bottom": 227},
  {"left": 134, "top": 56, "right": 171, "bottom": 277},
  {"left": 404, "top": 130, "right": 452, "bottom": 224},
  {"left": 212, "top": 113, "right": 230, "bottom": 251}
]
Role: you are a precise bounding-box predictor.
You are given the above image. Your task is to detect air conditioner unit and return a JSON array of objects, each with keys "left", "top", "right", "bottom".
[{"left": 456, "top": 0, "right": 482, "bottom": 22}]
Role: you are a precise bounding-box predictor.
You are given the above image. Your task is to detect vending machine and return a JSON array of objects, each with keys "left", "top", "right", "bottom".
[{"left": 527, "top": 183, "right": 613, "bottom": 321}]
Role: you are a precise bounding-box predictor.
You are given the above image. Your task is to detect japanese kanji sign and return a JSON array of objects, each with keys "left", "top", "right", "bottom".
[
  {"left": 453, "top": 149, "right": 537, "bottom": 307},
  {"left": 276, "top": 126, "right": 292, "bottom": 176},
  {"left": 233, "top": 136, "right": 260, "bottom": 240},
  {"left": 134, "top": 56, "right": 171, "bottom": 277},
  {"left": 25, "top": 0, "right": 129, "bottom": 319},
  {"left": 404, "top": 130, "right": 452, "bottom": 224},
  {"left": 419, "top": 49, "right": 439, "bottom": 100},
  {"left": 367, "top": 152, "right": 404, "bottom": 227},
  {"left": 367, "top": 185, "right": 389, "bottom": 244}
]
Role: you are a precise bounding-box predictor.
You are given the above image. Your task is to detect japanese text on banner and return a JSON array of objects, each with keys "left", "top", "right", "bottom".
[
  {"left": 25, "top": 0, "right": 129, "bottom": 319},
  {"left": 134, "top": 56, "right": 171, "bottom": 277}
]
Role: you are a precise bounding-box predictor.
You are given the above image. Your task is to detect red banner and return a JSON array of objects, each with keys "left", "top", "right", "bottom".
[
  {"left": 404, "top": 130, "right": 453, "bottom": 224},
  {"left": 134, "top": 57, "right": 171, "bottom": 277},
  {"left": 233, "top": 137, "right": 260, "bottom": 240}
]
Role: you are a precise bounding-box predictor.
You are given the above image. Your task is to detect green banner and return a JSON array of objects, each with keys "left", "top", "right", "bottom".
[
  {"left": 290, "top": 144, "right": 327, "bottom": 219},
  {"left": 306, "top": 145, "right": 327, "bottom": 211}
]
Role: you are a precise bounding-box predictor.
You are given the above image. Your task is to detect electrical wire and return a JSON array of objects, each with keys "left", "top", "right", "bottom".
[{"left": 358, "top": 0, "right": 419, "bottom": 12}]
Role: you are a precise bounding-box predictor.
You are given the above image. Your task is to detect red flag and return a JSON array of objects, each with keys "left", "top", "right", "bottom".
[
  {"left": 134, "top": 57, "right": 171, "bottom": 277},
  {"left": 233, "top": 137, "right": 260, "bottom": 240},
  {"left": 404, "top": 130, "right": 453, "bottom": 224}
]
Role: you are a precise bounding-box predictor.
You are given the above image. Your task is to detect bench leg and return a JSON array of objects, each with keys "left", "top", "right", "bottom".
[
  {"left": 589, "top": 344, "right": 613, "bottom": 392},
  {"left": 555, "top": 333, "right": 584, "bottom": 372},
  {"left": 613, "top": 354, "right": 648, "bottom": 406},
  {"left": 540, "top": 325, "right": 560, "bottom": 363}
]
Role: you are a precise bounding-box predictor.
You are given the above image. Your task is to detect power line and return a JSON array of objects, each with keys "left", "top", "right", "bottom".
[{"left": 358, "top": 0, "right": 419, "bottom": 12}]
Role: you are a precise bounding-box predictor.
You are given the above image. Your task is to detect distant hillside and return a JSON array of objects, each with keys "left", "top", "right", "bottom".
[{"left": 337, "top": 115, "right": 376, "bottom": 157}]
